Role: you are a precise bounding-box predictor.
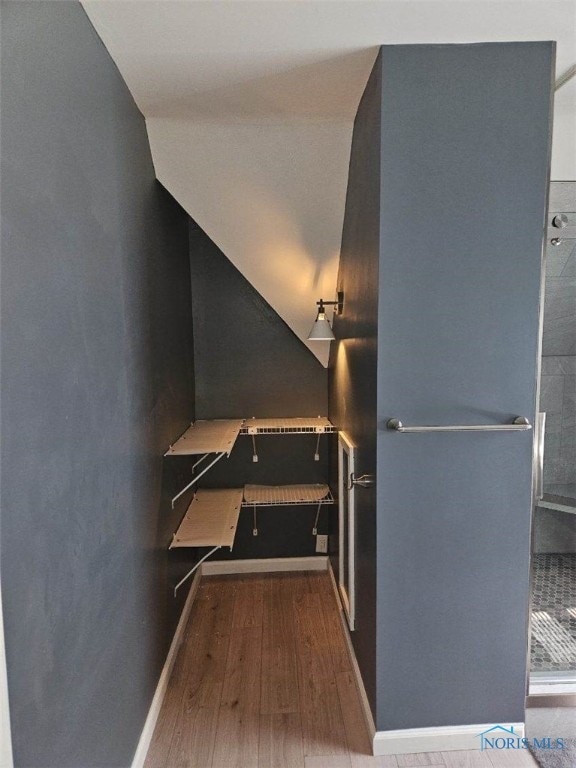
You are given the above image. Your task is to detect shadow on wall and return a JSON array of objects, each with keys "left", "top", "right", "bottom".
[{"left": 188, "top": 219, "right": 328, "bottom": 419}]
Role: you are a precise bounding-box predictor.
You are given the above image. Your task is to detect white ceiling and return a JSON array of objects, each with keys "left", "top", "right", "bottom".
[{"left": 82, "top": 0, "right": 576, "bottom": 365}]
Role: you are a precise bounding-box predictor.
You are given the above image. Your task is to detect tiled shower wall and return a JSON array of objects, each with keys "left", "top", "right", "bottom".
[{"left": 540, "top": 182, "right": 576, "bottom": 498}]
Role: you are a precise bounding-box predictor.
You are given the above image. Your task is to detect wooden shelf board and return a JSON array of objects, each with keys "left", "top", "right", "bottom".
[
  {"left": 170, "top": 488, "right": 243, "bottom": 549},
  {"left": 165, "top": 419, "right": 244, "bottom": 456}
]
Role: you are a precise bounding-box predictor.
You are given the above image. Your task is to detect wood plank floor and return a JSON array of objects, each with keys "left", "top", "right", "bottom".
[{"left": 144, "top": 571, "right": 539, "bottom": 768}]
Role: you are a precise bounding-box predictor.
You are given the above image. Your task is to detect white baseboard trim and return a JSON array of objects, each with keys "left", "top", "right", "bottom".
[
  {"left": 201, "top": 556, "right": 328, "bottom": 575},
  {"left": 131, "top": 557, "right": 524, "bottom": 763},
  {"left": 327, "top": 561, "right": 376, "bottom": 741},
  {"left": 132, "top": 555, "right": 328, "bottom": 766},
  {"left": 131, "top": 569, "right": 202, "bottom": 768},
  {"left": 0, "top": 581, "right": 14, "bottom": 768},
  {"left": 326, "top": 558, "right": 343, "bottom": 610},
  {"left": 325, "top": 566, "right": 525, "bottom": 758},
  {"left": 373, "top": 722, "right": 525, "bottom": 756}
]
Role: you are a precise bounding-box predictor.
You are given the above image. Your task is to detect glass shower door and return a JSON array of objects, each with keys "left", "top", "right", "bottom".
[{"left": 530, "top": 185, "right": 576, "bottom": 691}]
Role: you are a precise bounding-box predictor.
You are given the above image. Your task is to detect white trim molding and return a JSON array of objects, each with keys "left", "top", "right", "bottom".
[
  {"left": 373, "top": 722, "right": 525, "bottom": 756},
  {"left": 530, "top": 670, "right": 576, "bottom": 695},
  {"left": 326, "top": 566, "right": 526, "bottom": 759},
  {"left": 338, "top": 609, "right": 376, "bottom": 741},
  {"left": 338, "top": 431, "right": 356, "bottom": 631},
  {"left": 201, "top": 556, "right": 328, "bottom": 576},
  {"left": 530, "top": 682, "right": 576, "bottom": 696},
  {"left": 0, "top": 581, "right": 14, "bottom": 768},
  {"left": 133, "top": 556, "right": 329, "bottom": 766},
  {"left": 131, "top": 569, "right": 202, "bottom": 768},
  {"left": 327, "top": 561, "right": 376, "bottom": 741}
]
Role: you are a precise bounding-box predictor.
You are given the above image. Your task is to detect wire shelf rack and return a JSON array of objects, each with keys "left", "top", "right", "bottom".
[
  {"left": 240, "top": 417, "right": 336, "bottom": 435},
  {"left": 241, "top": 483, "right": 334, "bottom": 506}
]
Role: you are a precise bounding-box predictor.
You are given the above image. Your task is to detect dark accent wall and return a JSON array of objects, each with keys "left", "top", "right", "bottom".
[
  {"left": 328, "top": 53, "right": 382, "bottom": 714},
  {"left": 376, "top": 42, "right": 552, "bottom": 730},
  {"left": 189, "top": 221, "right": 327, "bottom": 419},
  {"left": 189, "top": 221, "right": 329, "bottom": 559},
  {"left": 1, "top": 3, "right": 196, "bottom": 766},
  {"left": 331, "top": 43, "right": 553, "bottom": 732}
]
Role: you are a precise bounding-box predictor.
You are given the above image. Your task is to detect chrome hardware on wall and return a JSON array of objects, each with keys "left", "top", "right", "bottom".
[
  {"left": 349, "top": 473, "right": 375, "bottom": 489},
  {"left": 535, "top": 412, "right": 546, "bottom": 501},
  {"left": 548, "top": 222, "right": 576, "bottom": 245},
  {"left": 552, "top": 214, "right": 569, "bottom": 229},
  {"left": 386, "top": 416, "right": 531, "bottom": 433}
]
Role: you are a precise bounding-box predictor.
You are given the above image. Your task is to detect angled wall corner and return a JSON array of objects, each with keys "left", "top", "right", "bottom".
[
  {"left": 189, "top": 219, "right": 327, "bottom": 420},
  {"left": 146, "top": 118, "right": 354, "bottom": 366},
  {"left": 331, "top": 41, "right": 554, "bottom": 737},
  {"left": 328, "top": 49, "right": 382, "bottom": 716}
]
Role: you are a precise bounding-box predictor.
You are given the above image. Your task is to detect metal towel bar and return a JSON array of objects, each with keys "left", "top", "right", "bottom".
[{"left": 386, "top": 416, "right": 531, "bottom": 433}]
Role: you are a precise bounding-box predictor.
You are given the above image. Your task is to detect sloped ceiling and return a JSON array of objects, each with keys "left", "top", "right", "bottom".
[
  {"left": 82, "top": 0, "right": 576, "bottom": 366},
  {"left": 145, "top": 119, "right": 351, "bottom": 357}
]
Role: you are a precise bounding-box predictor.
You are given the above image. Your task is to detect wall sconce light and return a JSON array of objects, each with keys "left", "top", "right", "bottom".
[{"left": 307, "top": 291, "right": 344, "bottom": 341}]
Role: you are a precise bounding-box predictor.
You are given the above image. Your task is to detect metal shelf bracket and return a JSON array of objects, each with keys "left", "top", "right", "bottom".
[{"left": 171, "top": 452, "right": 226, "bottom": 508}]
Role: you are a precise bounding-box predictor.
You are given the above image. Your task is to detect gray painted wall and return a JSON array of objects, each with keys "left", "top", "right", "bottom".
[
  {"left": 189, "top": 220, "right": 330, "bottom": 560},
  {"left": 331, "top": 42, "right": 553, "bottom": 731},
  {"left": 375, "top": 42, "right": 553, "bottom": 730},
  {"left": 328, "top": 53, "right": 382, "bottom": 714},
  {"left": 1, "top": 2, "right": 196, "bottom": 765}
]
